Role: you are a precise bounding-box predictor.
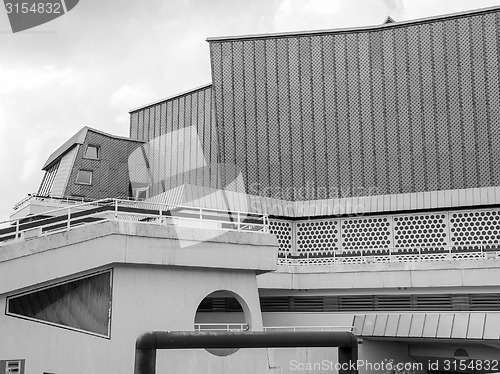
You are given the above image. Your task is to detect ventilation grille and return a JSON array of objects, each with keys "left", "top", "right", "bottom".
[
  {"left": 260, "top": 293, "right": 500, "bottom": 313},
  {"left": 197, "top": 297, "right": 244, "bottom": 313}
]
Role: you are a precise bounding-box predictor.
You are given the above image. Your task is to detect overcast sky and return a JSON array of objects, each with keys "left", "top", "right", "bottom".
[{"left": 1, "top": 0, "right": 500, "bottom": 220}]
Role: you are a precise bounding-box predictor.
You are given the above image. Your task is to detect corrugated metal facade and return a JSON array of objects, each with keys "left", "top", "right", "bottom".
[
  {"left": 208, "top": 8, "right": 500, "bottom": 201},
  {"left": 129, "top": 85, "right": 221, "bottom": 194}
]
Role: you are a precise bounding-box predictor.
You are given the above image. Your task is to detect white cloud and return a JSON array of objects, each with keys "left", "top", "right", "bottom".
[
  {"left": 399, "top": 0, "right": 500, "bottom": 20},
  {"left": 0, "top": 65, "right": 76, "bottom": 95},
  {"left": 109, "top": 83, "right": 158, "bottom": 127},
  {"left": 274, "top": 0, "right": 342, "bottom": 31},
  {"left": 20, "top": 131, "right": 58, "bottom": 182},
  {"left": 0, "top": 105, "right": 6, "bottom": 138},
  {"left": 109, "top": 83, "right": 157, "bottom": 109}
]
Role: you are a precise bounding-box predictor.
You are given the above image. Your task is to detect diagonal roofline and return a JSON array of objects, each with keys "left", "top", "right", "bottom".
[
  {"left": 128, "top": 83, "right": 212, "bottom": 113},
  {"left": 206, "top": 5, "right": 500, "bottom": 42}
]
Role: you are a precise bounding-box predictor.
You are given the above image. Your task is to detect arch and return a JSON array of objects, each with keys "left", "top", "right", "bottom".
[
  {"left": 193, "top": 289, "right": 253, "bottom": 357},
  {"left": 193, "top": 289, "right": 252, "bottom": 330}
]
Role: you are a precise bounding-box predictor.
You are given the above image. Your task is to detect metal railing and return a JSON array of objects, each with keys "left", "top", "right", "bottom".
[
  {"left": 194, "top": 323, "right": 249, "bottom": 332},
  {"left": 263, "top": 325, "right": 354, "bottom": 332},
  {"left": 12, "top": 193, "right": 96, "bottom": 211},
  {"left": 193, "top": 324, "right": 353, "bottom": 332},
  {"left": 0, "top": 198, "right": 269, "bottom": 246},
  {"left": 277, "top": 245, "right": 500, "bottom": 265}
]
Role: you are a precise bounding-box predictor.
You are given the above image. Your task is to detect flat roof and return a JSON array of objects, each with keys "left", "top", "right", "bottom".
[{"left": 206, "top": 5, "right": 500, "bottom": 42}]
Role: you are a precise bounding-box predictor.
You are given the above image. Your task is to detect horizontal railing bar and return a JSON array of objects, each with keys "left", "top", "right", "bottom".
[
  {"left": 1, "top": 197, "right": 270, "bottom": 245},
  {"left": 277, "top": 247, "right": 500, "bottom": 266},
  {"left": 263, "top": 326, "right": 354, "bottom": 331}
]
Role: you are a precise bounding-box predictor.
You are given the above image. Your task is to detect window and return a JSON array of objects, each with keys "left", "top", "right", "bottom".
[
  {"left": 84, "top": 145, "right": 100, "bottom": 160},
  {"left": 75, "top": 170, "right": 92, "bottom": 185},
  {"left": 5, "top": 361, "right": 20, "bottom": 374},
  {"left": 6, "top": 270, "right": 112, "bottom": 338},
  {"left": 132, "top": 186, "right": 149, "bottom": 201}
]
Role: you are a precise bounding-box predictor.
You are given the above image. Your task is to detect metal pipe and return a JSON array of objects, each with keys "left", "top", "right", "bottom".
[{"left": 135, "top": 331, "right": 358, "bottom": 374}]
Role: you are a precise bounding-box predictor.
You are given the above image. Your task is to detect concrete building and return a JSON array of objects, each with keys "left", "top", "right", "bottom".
[{"left": 2, "top": 6, "right": 500, "bottom": 374}]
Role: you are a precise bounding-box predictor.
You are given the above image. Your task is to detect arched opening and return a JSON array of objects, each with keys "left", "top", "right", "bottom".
[
  {"left": 194, "top": 290, "right": 249, "bottom": 332},
  {"left": 194, "top": 290, "right": 250, "bottom": 357}
]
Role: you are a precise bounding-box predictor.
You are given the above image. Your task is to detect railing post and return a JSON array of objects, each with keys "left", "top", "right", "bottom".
[
  {"left": 114, "top": 199, "right": 118, "bottom": 219},
  {"left": 159, "top": 208, "right": 162, "bottom": 224},
  {"left": 15, "top": 220, "right": 19, "bottom": 240},
  {"left": 67, "top": 208, "right": 71, "bottom": 230},
  {"left": 237, "top": 212, "right": 241, "bottom": 231},
  {"left": 199, "top": 208, "right": 203, "bottom": 228}
]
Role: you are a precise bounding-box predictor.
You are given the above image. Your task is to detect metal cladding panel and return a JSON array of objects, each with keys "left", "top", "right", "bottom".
[
  {"left": 209, "top": 8, "right": 500, "bottom": 201},
  {"left": 50, "top": 145, "right": 79, "bottom": 197},
  {"left": 64, "top": 131, "right": 143, "bottom": 200},
  {"left": 130, "top": 111, "right": 139, "bottom": 140},
  {"left": 129, "top": 85, "right": 219, "bottom": 194},
  {"left": 37, "top": 161, "right": 60, "bottom": 196}
]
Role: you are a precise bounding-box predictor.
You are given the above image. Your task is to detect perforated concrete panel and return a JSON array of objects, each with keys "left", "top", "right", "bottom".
[
  {"left": 296, "top": 220, "right": 339, "bottom": 253},
  {"left": 341, "top": 217, "right": 391, "bottom": 250},
  {"left": 393, "top": 213, "right": 448, "bottom": 249},
  {"left": 450, "top": 210, "right": 500, "bottom": 248},
  {"left": 268, "top": 219, "right": 293, "bottom": 252}
]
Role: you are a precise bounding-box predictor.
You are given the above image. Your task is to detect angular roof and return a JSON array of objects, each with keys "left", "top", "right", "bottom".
[{"left": 42, "top": 126, "right": 144, "bottom": 170}]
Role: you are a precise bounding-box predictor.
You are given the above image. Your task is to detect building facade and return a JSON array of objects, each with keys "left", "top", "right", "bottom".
[{"left": 2, "top": 6, "right": 500, "bottom": 374}]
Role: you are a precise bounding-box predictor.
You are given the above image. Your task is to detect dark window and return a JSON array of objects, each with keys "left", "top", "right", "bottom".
[
  {"left": 7, "top": 271, "right": 112, "bottom": 337},
  {"left": 75, "top": 170, "right": 92, "bottom": 185},
  {"left": 5, "top": 360, "right": 21, "bottom": 373},
  {"left": 84, "top": 145, "right": 99, "bottom": 160}
]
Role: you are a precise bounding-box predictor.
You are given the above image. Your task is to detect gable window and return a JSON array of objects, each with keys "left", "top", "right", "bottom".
[
  {"left": 84, "top": 145, "right": 100, "bottom": 160},
  {"left": 76, "top": 170, "right": 92, "bottom": 185}
]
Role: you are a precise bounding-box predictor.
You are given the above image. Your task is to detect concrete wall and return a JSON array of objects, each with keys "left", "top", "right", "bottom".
[
  {"left": 259, "top": 258, "right": 500, "bottom": 291},
  {"left": 0, "top": 265, "right": 270, "bottom": 374},
  {"left": 0, "top": 221, "right": 282, "bottom": 373}
]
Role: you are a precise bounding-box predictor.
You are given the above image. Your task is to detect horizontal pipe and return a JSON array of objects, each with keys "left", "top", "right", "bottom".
[{"left": 136, "top": 331, "right": 357, "bottom": 350}]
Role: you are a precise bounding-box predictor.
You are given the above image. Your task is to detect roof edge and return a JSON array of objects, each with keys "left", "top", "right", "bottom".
[
  {"left": 206, "top": 5, "right": 500, "bottom": 42},
  {"left": 42, "top": 126, "right": 144, "bottom": 170},
  {"left": 42, "top": 127, "right": 88, "bottom": 170},
  {"left": 128, "top": 83, "right": 212, "bottom": 113}
]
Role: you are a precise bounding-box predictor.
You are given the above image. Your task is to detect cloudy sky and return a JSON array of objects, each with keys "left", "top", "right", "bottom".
[{"left": 1, "top": 0, "right": 500, "bottom": 220}]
